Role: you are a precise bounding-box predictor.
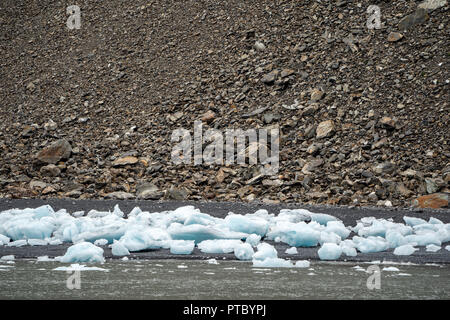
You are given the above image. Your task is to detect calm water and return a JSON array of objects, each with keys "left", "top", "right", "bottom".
[{"left": 0, "top": 259, "right": 448, "bottom": 299}]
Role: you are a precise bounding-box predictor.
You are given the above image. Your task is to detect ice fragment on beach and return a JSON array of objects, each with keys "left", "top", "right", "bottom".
[
  {"left": 252, "top": 242, "right": 278, "bottom": 261},
  {"left": 234, "top": 242, "right": 254, "bottom": 260},
  {"left": 245, "top": 234, "right": 261, "bottom": 247},
  {"left": 393, "top": 244, "right": 418, "bottom": 256},
  {"left": 197, "top": 239, "right": 242, "bottom": 254},
  {"left": 169, "top": 240, "right": 195, "bottom": 255},
  {"left": 60, "top": 241, "right": 105, "bottom": 263},
  {"left": 53, "top": 264, "right": 108, "bottom": 271},
  {"left": 426, "top": 244, "right": 441, "bottom": 252},
  {"left": 111, "top": 240, "right": 130, "bottom": 256},
  {"left": 0, "top": 255, "right": 14, "bottom": 261},
  {"left": 285, "top": 247, "right": 298, "bottom": 254},
  {"left": 94, "top": 239, "right": 108, "bottom": 246},
  {"left": 318, "top": 243, "right": 342, "bottom": 260}
]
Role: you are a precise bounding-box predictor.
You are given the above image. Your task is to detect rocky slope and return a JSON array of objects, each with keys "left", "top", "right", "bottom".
[{"left": 0, "top": 0, "right": 448, "bottom": 207}]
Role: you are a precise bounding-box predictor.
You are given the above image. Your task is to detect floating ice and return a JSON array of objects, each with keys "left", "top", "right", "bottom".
[
  {"left": 59, "top": 242, "right": 105, "bottom": 263},
  {"left": 234, "top": 243, "right": 254, "bottom": 260},
  {"left": 245, "top": 234, "right": 261, "bottom": 247},
  {"left": 426, "top": 244, "right": 441, "bottom": 252},
  {"left": 37, "top": 256, "right": 56, "bottom": 262},
  {"left": 252, "top": 243, "right": 278, "bottom": 261},
  {"left": 0, "top": 255, "right": 14, "bottom": 261},
  {"left": 28, "top": 239, "right": 48, "bottom": 246},
  {"left": 318, "top": 243, "right": 342, "bottom": 260},
  {"left": 206, "top": 258, "right": 219, "bottom": 264},
  {"left": 169, "top": 240, "right": 195, "bottom": 255},
  {"left": 294, "top": 260, "right": 310, "bottom": 268},
  {"left": 285, "top": 247, "right": 298, "bottom": 254},
  {"left": 446, "top": 245, "right": 450, "bottom": 252},
  {"left": 267, "top": 221, "right": 320, "bottom": 247},
  {"left": 197, "top": 239, "right": 242, "bottom": 254},
  {"left": 393, "top": 244, "right": 418, "bottom": 256},
  {"left": 53, "top": 264, "right": 108, "bottom": 272},
  {"left": 111, "top": 240, "right": 130, "bottom": 256},
  {"left": 383, "top": 266, "right": 400, "bottom": 272},
  {"left": 252, "top": 257, "right": 294, "bottom": 268}
]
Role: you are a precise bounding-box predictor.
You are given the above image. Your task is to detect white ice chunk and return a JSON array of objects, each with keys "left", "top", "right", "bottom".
[
  {"left": 252, "top": 242, "right": 278, "bottom": 261},
  {"left": 245, "top": 234, "right": 261, "bottom": 247},
  {"left": 169, "top": 240, "right": 195, "bottom": 255},
  {"left": 426, "top": 244, "right": 441, "bottom": 252},
  {"left": 383, "top": 266, "right": 400, "bottom": 272},
  {"left": 223, "top": 214, "right": 269, "bottom": 237},
  {"left": 119, "top": 226, "right": 170, "bottom": 251},
  {"left": 53, "top": 264, "right": 108, "bottom": 272},
  {"left": 267, "top": 221, "right": 320, "bottom": 247},
  {"left": 197, "top": 239, "right": 242, "bottom": 254},
  {"left": 353, "top": 236, "right": 388, "bottom": 253},
  {"left": 37, "top": 256, "right": 56, "bottom": 262},
  {"left": 285, "top": 247, "right": 298, "bottom": 254},
  {"left": 0, "top": 255, "right": 14, "bottom": 261},
  {"left": 340, "top": 241, "right": 358, "bottom": 257},
  {"left": 7, "top": 239, "right": 27, "bottom": 247},
  {"left": 252, "top": 257, "right": 294, "bottom": 268},
  {"left": 71, "top": 211, "right": 85, "bottom": 218},
  {"left": 404, "top": 233, "right": 441, "bottom": 246},
  {"left": 0, "top": 234, "right": 10, "bottom": 245},
  {"left": 319, "top": 231, "right": 341, "bottom": 245},
  {"left": 358, "top": 220, "right": 387, "bottom": 238},
  {"left": 445, "top": 245, "right": 450, "bottom": 252},
  {"left": 60, "top": 241, "right": 105, "bottom": 263},
  {"left": 234, "top": 242, "right": 254, "bottom": 260},
  {"left": 168, "top": 223, "right": 246, "bottom": 244},
  {"left": 428, "top": 217, "right": 443, "bottom": 225},
  {"left": 393, "top": 244, "right": 418, "bottom": 256},
  {"left": 111, "top": 240, "right": 130, "bottom": 256},
  {"left": 94, "top": 239, "right": 109, "bottom": 246},
  {"left": 403, "top": 216, "right": 427, "bottom": 227},
  {"left": 309, "top": 213, "right": 340, "bottom": 225},
  {"left": 48, "top": 238, "right": 63, "bottom": 245},
  {"left": 28, "top": 239, "right": 48, "bottom": 246},
  {"left": 318, "top": 243, "right": 342, "bottom": 260},
  {"left": 276, "top": 209, "right": 312, "bottom": 223},
  {"left": 386, "top": 230, "right": 408, "bottom": 249},
  {"left": 206, "top": 258, "right": 219, "bottom": 264},
  {"left": 295, "top": 260, "right": 310, "bottom": 268},
  {"left": 113, "top": 204, "right": 124, "bottom": 218},
  {"left": 325, "top": 221, "right": 350, "bottom": 239}
]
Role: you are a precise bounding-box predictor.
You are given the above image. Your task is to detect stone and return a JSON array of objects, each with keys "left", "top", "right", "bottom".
[
  {"left": 40, "top": 164, "right": 61, "bottom": 177},
  {"left": 418, "top": 0, "right": 447, "bottom": 11},
  {"left": 412, "top": 193, "right": 448, "bottom": 209},
  {"left": 387, "top": 32, "right": 403, "bottom": 42},
  {"left": 261, "top": 70, "right": 278, "bottom": 84},
  {"left": 425, "top": 178, "right": 440, "bottom": 194},
  {"left": 310, "top": 88, "right": 324, "bottom": 102},
  {"left": 254, "top": 41, "right": 266, "bottom": 51},
  {"left": 380, "top": 117, "right": 397, "bottom": 129},
  {"left": 136, "top": 183, "right": 163, "bottom": 200},
  {"left": 316, "top": 120, "right": 335, "bottom": 139},
  {"left": 44, "top": 119, "right": 58, "bottom": 131},
  {"left": 302, "top": 158, "right": 324, "bottom": 174},
  {"left": 166, "top": 187, "right": 188, "bottom": 200},
  {"left": 105, "top": 191, "right": 135, "bottom": 200},
  {"left": 112, "top": 156, "right": 139, "bottom": 167},
  {"left": 280, "top": 69, "right": 294, "bottom": 78},
  {"left": 398, "top": 8, "right": 429, "bottom": 31},
  {"left": 36, "top": 139, "right": 72, "bottom": 164},
  {"left": 29, "top": 180, "right": 47, "bottom": 190},
  {"left": 373, "top": 162, "right": 396, "bottom": 175},
  {"left": 201, "top": 110, "right": 216, "bottom": 123}
]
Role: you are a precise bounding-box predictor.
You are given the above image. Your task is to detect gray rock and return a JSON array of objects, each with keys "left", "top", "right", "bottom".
[
  {"left": 36, "top": 139, "right": 72, "bottom": 164},
  {"left": 40, "top": 164, "right": 61, "bottom": 177}
]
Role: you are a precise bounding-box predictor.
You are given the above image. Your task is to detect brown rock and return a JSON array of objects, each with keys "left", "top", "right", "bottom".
[
  {"left": 316, "top": 120, "right": 335, "bottom": 139},
  {"left": 387, "top": 32, "right": 403, "bottom": 42},
  {"left": 36, "top": 139, "right": 72, "bottom": 164},
  {"left": 412, "top": 193, "right": 449, "bottom": 209},
  {"left": 112, "top": 156, "right": 139, "bottom": 167},
  {"left": 201, "top": 110, "right": 216, "bottom": 123}
]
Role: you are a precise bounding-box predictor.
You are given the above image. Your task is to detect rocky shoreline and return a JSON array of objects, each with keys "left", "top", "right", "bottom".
[{"left": 0, "top": 0, "right": 448, "bottom": 207}]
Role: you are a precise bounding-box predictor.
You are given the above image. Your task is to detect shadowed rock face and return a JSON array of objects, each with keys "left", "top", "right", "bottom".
[{"left": 35, "top": 139, "right": 72, "bottom": 164}]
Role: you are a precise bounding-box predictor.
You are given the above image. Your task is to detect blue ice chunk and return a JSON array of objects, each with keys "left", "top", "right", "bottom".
[
  {"left": 169, "top": 240, "right": 195, "bottom": 255},
  {"left": 59, "top": 242, "right": 105, "bottom": 263},
  {"left": 404, "top": 233, "right": 441, "bottom": 246},
  {"left": 119, "top": 227, "right": 171, "bottom": 251},
  {"left": 358, "top": 220, "right": 387, "bottom": 238},
  {"left": 0, "top": 234, "right": 10, "bottom": 245},
  {"left": 234, "top": 243, "right": 254, "bottom": 260},
  {"left": 252, "top": 242, "right": 278, "bottom": 260},
  {"left": 353, "top": 236, "right": 388, "bottom": 253},
  {"left": 197, "top": 239, "right": 243, "bottom": 254},
  {"left": 325, "top": 221, "right": 350, "bottom": 239},
  {"left": 32, "top": 205, "right": 55, "bottom": 219},
  {"left": 393, "top": 244, "right": 418, "bottom": 256},
  {"left": 245, "top": 234, "right": 261, "bottom": 247},
  {"left": 4, "top": 219, "right": 55, "bottom": 241},
  {"left": 167, "top": 223, "right": 247, "bottom": 244},
  {"left": 111, "top": 240, "right": 130, "bottom": 256},
  {"left": 267, "top": 221, "right": 320, "bottom": 247},
  {"left": 340, "top": 240, "right": 357, "bottom": 257},
  {"left": 113, "top": 204, "right": 124, "bottom": 218},
  {"left": 184, "top": 213, "right": 220, "bottom": 226},
  {"left": 386, "top": 230, "right": 408, "bottom": 249},
  {"left": 429, "top": 217, "right": 443, "bottom": 225},
  {"left": 319, "top": 231, "right": 341, "bottom": 245},
  {"left": 309, "top": 213, "right": 340, "bottom": 225},
  {"left": 223, "top": 214, "right": 269, "bottom": 237},
  {"left": 403, "top": 216, "right": 427, "bottom": 227},
  {"left": 252, "top": 257, "right": 294, "bottom": 268},
  {"left": 318, "top": 243, "right": 342, "bottom": 260}
]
